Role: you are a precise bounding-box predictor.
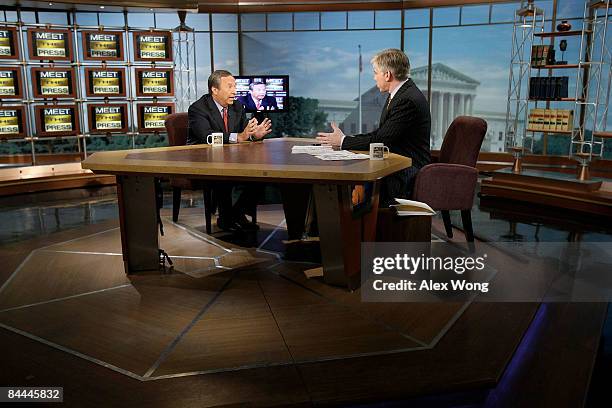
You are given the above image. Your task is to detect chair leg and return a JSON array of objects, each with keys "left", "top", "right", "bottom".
[
  {"left": 461, "top": 209, "right": 475, "bottom": 242},
  {"left": 441, "top": 210, "right": 453, "bottom": 238},
  {"left": 172, "top": 187, "right": 181, "bottom": 222},
  {"left": 203, "top": 187, "right": 213, "bottom": 235}
]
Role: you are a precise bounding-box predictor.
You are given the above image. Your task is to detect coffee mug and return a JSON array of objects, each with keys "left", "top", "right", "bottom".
[
  {"left": 369, "top": 143, "right": 389, "bottom": 160},
  {"left": 207, "top": 132, "right": 223, "bottom": 146}
]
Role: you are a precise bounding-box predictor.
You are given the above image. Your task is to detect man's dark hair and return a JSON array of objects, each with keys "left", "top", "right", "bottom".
[
  {"left": 249, "top": 81, "right": 266, "bottom": 91},
  {"left": 208, "top": 70, "right": 233, "bottom": 93}
]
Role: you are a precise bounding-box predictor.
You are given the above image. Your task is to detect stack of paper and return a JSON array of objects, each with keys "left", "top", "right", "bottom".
[
  {"left": 391, "top": 198, "right": 436, "bottom": 216},
  {"left": 291, "top": 145, "right": 334, "bottom": 154},
  {"left": 314, "top": 151, "right": 369, "bottom": 161}
]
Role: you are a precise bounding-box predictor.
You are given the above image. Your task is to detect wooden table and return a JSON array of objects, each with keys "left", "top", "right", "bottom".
[{"left": 81, "top": 137, "right": 411, "bottom": 287}]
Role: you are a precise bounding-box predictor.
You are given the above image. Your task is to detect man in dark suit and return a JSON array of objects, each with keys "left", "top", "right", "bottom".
[
  {"left": 317, "top": 48, "right": 431, "bottom": 207},
  {"left": 237, "top": 82, "right": 279, "bottom": 112},
  {"left": 188, "top": 70, "right": 272, "bottom": 231}
]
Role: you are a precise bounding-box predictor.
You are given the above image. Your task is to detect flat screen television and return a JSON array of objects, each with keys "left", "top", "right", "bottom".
[{"left": 234, "top": 75, "right": 288, "bottom": 113}]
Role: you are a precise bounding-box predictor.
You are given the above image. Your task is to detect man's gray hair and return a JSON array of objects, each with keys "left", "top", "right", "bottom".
[
  {"left": 208, "top": 69, "right": 233, "bottom": 93},
  {"left": 370, "top": 49, "right": 410, "bottom": 81}
]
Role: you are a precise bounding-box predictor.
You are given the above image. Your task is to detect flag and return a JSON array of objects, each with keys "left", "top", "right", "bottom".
[{"left": 358, "top": 45, "right": 363, "bottom": 73}]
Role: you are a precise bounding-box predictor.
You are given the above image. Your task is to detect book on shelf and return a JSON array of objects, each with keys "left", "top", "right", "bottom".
[
  {"left": 537, "top": 108, "right": 545, "bottom": 130},
  {"left": 544, "top": 109, "right": 552, "bottom": 130},
  {"left": 564, "top": 110, "right": 573, "bottom": 131},
  {"left": 560, "top": 77, "right": 568, "bottom": 98},
  {"left": 390, "top": 198, "right": 436, "bottom": 217},
  {"left": 528, "top": 108, "right": 574, "bottom": 132},
  {"left": 541, "top": 46, "right": 550, "bottom": 67},
  {"left": 530, "top": 45, "right": 555, "bottom": 67},
  {"left": 528, "top": 76, "right": 570, "bottom": 100}
]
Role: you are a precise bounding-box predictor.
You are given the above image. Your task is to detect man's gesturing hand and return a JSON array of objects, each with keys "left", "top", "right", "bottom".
[{"left": 316, "top": 122, "right": 345, "bottom": 148}]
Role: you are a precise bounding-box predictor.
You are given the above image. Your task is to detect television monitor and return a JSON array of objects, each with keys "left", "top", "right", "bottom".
[{"left": 234, "top": 75, "right": 288, "bottom": 113}]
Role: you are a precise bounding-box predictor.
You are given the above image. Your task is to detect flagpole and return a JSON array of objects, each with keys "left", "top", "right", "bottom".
[{"left": 358, "top": 44, "right": 362, "bottom": 134}]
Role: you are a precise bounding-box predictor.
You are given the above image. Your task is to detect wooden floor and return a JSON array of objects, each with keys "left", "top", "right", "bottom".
[{"left": 0, "top": 204, "right": 606, "bottom": 407}]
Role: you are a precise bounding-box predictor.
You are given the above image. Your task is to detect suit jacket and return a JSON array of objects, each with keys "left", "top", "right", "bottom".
[
  {"left": 342, "top": 78, "right": 431, "bottom": 204},
  {"left": 238, "top": 94, "right": 278, "bottom": 112},
  {"left": 187, "top": 94, "right": 249, "bottom": 145}
]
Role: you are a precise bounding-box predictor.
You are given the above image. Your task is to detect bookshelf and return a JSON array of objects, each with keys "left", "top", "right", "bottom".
[
  {"left": 534, "top": 30, "right": 590, "bottom": 38},
  {"left": 590, "top": 0, "right": 611, "bottom": 9},
  {"left": 504, "top": 1, "right": 545, "bottom": 151},
  {"left": 505, "top": 0, "right": 611, "bottom": 162},
  {"left": 540, "top": 64, "right": 581, "bottom": 69},
  {"left": 525, "top": 129, "right": 572, "bottom": 134},
  {"left": 571, "top": 0, "right": 611, "bottom": 159},
  {"left": 593, "top": 131, "right": 612, "bottom": 138}
]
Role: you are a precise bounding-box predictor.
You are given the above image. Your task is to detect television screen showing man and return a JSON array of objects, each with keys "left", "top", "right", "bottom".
[{"left": 238, "top": 81, "right": 279, "bottom": 112}]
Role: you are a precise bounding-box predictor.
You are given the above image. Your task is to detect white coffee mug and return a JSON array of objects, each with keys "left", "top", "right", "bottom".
[
  {"left": 369, "top": 143, "right": 390, "bottom": 160},
  {"left": 207, "top": 132, "right": 224, "bottom": 146}
]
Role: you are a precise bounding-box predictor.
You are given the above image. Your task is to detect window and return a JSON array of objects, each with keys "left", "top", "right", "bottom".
[
  {"left": 348, "top": 11, "right": 374, "bottom": 30},
  {"left": 432, "top": 24, "right": 513, "bottom": 152},
  {"left": 461, "top": 5, "right": 490, "bottom": 25},
  {"left": 76, "top": 13, "right": 98, "bottom": 26},
  {"left": 99, "top": 13, "right": 123, "bottom": 26},
  {"left": 433, "top": 7, "right": 459, "bottom": 26},
  {"left": 321, "top": 12, "right": 346, "bottom": 30},
  {"left": 242, "top": 30, "right": 400, "bottom": 136},
  {"left": 241, "top": 14, "right": 265, "bottom": 31},
  {"left": 186, "top": 13, "right": 209, "bottom": 31},
  {"left": 214, "top": 33, "right": 239, "bottom": 73},
  {"left": 38, "top": 12, "right": 68, "bottom": 25},
  {"left": 375, "top": 10, "right": 401, "bottom": 29},
  {"left": 404, "top": 9, "right": 429, "bottom": 29},
  {"left": 128, "top": 12, "right": 154, "bottom": 28},
  {"left": 294, "top": 12, "right": 318, "bottom": 30},
  {"left": 268, "top": 13, "right": 292, "bottom": 31},
  {"left": 155, "top": 12, "right": 180, "bottom": 29},
  {"left": 213, "top": 14, "right": 238, "bottom": 31},
  {"left": 499, "top": 132, "right": 503, "bottom": 141}
]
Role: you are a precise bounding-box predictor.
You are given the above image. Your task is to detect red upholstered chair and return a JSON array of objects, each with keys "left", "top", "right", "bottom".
[
  {"left": 164, "top": 113, "right": 215, "bottom": 234},
  {"left": 412, "top": 116, "right": 487, "bottom": 242}
]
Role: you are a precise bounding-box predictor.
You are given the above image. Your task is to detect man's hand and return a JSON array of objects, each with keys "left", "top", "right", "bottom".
[
  {"left": 238, "top": 117, "right": 258, "bottom": 142},
  {"left": 316, "top": 122, "right": 345, "bottom": 148},
  {"left": 252, "top": 118, "right": 272, "bottom": 140}
]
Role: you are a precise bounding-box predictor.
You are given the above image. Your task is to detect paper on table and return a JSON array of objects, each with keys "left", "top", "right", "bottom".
[
  {"left": 291, "top": 145, "right": 334, "bottom": 154},
  {"left": 391, "top": 198, "right": 436, "bottom": 216},
  {"left": 314, "top": 151, "right": 369, "bottom": 161}
]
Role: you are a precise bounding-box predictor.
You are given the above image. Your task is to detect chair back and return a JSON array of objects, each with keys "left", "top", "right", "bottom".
[
  {"left": 438, "top": 116, "right": 487, "bottom": 167},
  {"left": 165, "top": 112, "right": 189, "bottom": 146}
]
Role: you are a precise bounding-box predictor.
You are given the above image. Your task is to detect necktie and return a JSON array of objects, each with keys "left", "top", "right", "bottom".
[
  {"left": 256, "top": 101, "right": 261, "bottom": 110},
  {"left": 223, "top": 107, "right": 228, "bottom": 133},
  {"left": 386, "top": 96, "right": 392, "bottom": 110}
]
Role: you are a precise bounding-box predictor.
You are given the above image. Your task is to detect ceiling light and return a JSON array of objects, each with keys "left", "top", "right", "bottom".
[{"left": 99, "top": 5, "right": 105, "bottom": 9}]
